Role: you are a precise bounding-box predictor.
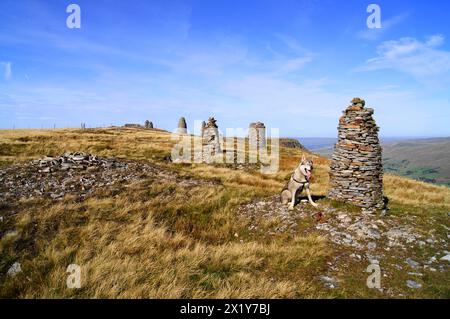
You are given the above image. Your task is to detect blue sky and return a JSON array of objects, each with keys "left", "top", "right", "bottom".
[{"left": 1, "top": 0, "right": 450, "bottom": 137}]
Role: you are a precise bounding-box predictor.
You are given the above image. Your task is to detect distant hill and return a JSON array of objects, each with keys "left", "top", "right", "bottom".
[
  {"left": 295, "top": 137, "right": 336, "bottom": 151},
  {"left": 383, "top": 137, "right": 450, "bottom": 186},
  {"left": 301, "top": 137, "right": 450, "bottom": 187}
]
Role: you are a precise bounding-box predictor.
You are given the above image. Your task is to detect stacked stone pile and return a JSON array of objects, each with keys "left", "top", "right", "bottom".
[
  {"left": 248, "top": 122, "right": 266, "bottom": 150},
  {"left": 202, "top": 117, "right": 222, "bottom": 162},
  {"left": 177, "top": 117, "right": 187, "bottom": 134},
  {"left": 328, "top": 98, "right": 384, "bottom": 209},
  {"left": 144, "top": 120, "right": 153, "bottom": 129}
]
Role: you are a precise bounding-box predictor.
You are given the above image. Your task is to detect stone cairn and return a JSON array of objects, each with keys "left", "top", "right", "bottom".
[
  {"left": 144, "top": 120, "right": 153, "bottom": 129},
  {"left": 177, "top": 117, "right": 187, "bottom": 134},
  {"left": 248, "top": 122, "right": 266, "bottom": 150},
  {"left": 328, "top": 98, "right": 384, "bottom": 210},
  {"left": 202, "top": 117, "right": 222, "bottom": 162}
]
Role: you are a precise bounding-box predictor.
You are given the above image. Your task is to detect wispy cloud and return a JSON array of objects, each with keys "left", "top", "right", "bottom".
[
  {"left": 357, "top": 34, "right": 450, "bottom": 81},
  {"left": 357, "top": 13, "right": 409, "bottom": 41},
  {"left": 2, "top": 62, "right": 12, "bottom": 80}
]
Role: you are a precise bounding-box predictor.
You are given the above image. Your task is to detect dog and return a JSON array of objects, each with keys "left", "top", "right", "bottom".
[{"left": 281, "top": 155, "right": 318, "bottom": 210}]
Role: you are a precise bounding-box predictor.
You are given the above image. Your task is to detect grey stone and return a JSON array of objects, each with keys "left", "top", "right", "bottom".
[
  {"left": 406, "top": 258, "right": 420, "bottom": 268},
  {"left": 406, "top": 280, "right": 422, "bottom": 289},
  {"left": 319, "top": 276, "right": 338, "bottom": 289},
  {"left": 7, "top": 262, "right": 21, "bottom": 277}
]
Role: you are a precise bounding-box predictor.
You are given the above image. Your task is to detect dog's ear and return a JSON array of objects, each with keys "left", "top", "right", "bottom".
[{"left": 301, "top": 154, "right": 306, "bottom": 163}]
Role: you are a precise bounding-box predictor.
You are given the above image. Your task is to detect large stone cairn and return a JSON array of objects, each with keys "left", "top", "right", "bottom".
[
  {"left": 177, "top": 117, "right": 187, "bottom": 134},
  {"left": 248, "top": 122, "right": 266, "bottom": 150},
  {"left": 328, "top": 98, "right": 384, "bottom": 210},
  {"left": 202, "top": 117, "right": 222, "bottom": 162}
]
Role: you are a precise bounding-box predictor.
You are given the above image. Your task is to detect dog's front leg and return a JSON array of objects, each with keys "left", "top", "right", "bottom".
[
  {"left": 288, "top": 188, "right": 297, "bottom": 211},
  {"left": 305, "top": 184, "right": 318, "bottom": 207}
]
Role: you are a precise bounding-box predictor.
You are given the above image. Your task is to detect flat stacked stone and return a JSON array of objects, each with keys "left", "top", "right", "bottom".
[
  {"left": 328, "top": 98, "right": 384, "bottom": 209},
  {"left": 202, "top": 117, "right": 222, "bottom": 162},
  {"left": 248, "top": 122, "right": 266, "bottom": 150}
]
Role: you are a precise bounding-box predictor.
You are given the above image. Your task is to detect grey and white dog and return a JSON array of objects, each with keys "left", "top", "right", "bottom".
[{"left": 281, "top": 155, "right": 318, "bottom": 210}]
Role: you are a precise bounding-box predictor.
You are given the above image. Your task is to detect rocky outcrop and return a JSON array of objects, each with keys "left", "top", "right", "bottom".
[
  {"left": 279, "top": 138, "right": 305, "bottom": 150},
  {"left": 328, "top": 98, "right": 384, "bottom": 210}
]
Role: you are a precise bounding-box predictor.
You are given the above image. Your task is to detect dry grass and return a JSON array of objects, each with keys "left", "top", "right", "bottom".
[
  {"left": 0, "top": 128, "right": 449, "bottom": 298},
  {"left": 0, "top": 178, "right": 329, "bottom": 298}
]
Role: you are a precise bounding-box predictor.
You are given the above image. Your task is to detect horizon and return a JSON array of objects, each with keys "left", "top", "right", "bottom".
[
  {"left": 1, "top": 125, "right": 449, "bottom": 141},
  {"left": 1, "top": 0, "right": 450, "bottom": 137}
]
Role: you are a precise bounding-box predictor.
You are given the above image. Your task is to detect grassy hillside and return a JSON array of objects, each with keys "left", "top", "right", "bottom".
[
  {"left": 383, "top": 138, "right": 450, "bottom": 186},
  {"left": 0, "top": 128, "right": 449, "bottom": 298}
]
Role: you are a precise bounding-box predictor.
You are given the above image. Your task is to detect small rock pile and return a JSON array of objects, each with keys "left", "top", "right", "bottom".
[
  {"left": 329, "top": 98, "right": 384, "bottom": 209},
  {"left": 124, "top": 123, "right": 142, "bottom": 128},
  {"left": 0, "top": 153, "right": 220, "bottom": 204},
  {"left": 0, "top": 153, "right": 155, "bottom": 202},
  {"left": 31, "top": 152, "right": 126, "bottom": 172}
]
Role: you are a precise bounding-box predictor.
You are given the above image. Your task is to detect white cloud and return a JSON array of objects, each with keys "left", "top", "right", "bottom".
[
  {"left": 2, "top": 62, "right": 12, "bottom": 80},
  {"left": 358, "top": 35, "right": 450, "bottom": 80},
  {"left": 426, "top": 34, "right": 444, "bottom": 47}
]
